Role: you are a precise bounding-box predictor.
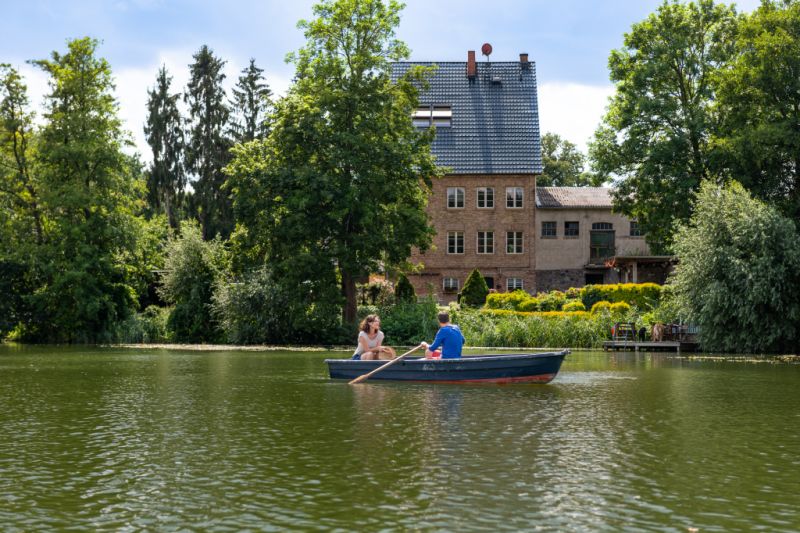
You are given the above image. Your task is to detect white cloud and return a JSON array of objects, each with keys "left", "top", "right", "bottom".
[{"left": 537, "top": 81, "right": 614, "bottom": 154}]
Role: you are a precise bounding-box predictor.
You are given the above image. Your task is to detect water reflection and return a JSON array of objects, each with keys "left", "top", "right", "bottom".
[{"left": 1, "top": 347, "right": 799, "bottom": 531}]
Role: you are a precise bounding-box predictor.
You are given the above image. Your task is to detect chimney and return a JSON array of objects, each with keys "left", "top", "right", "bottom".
[
  {"left": 467, "top": 50, "right": 477, "bottom": 79},
  {"left": 520, "top": 53, "right": 530, "bottom": 69}
]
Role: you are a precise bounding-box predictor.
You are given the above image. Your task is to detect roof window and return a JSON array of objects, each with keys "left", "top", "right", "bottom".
[{"left": 412, "top": 104, "right": 451, "bottom": 128}]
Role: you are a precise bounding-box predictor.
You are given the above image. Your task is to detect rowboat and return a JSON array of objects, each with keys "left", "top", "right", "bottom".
[{"left": 325, "top": 350, "right": 569, "bottom": 384}]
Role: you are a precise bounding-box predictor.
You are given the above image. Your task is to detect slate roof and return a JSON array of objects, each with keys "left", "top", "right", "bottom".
[
  {"left": 391, "top": 61, "right": 542, "bottom": 175},
  {"left": 536, "top": 187, "right": 614, "bottom": 208}
]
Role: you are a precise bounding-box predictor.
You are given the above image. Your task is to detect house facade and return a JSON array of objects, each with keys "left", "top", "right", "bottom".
[
  {"left": 534, "top": 187, "right": 673, "bottom": 291},
  {"left": 392, "top": 51, "right": 542, "bottom": 302}
]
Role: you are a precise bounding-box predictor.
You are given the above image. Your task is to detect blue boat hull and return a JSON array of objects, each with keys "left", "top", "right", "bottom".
[{"left": 325, "top": 351, "right": 569, "bottom": 383}]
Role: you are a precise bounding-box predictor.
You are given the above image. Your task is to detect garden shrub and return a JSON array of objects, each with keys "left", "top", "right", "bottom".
[
  {"left": 394, "top": 274, "right": 416, "bottom": 303},
  {"left": 485, "top": 290, "right": 530, "bottom": 310},
  {"left": 538, "top": 290, "right": 566, "bottom": 311},
  {"left": 591, "top": 301, "right": 612, "bottom": 314},
  {"left": 580, "top": 283, "right": 662, "bottom": 309},
  {"left": 459, "top": 269, "right": 490, "bottom": 307},
  {"left": 609, "top": 302, "right": 631, "bottom": 316},
  {"left": 565, "top": 287, "right": 581, "bottom": 300},
  {"left": 517, "top": 297, "right": 540, "bottom": 312},
  {"left": 563, "top": 300, "right": 586, "bottom": 312}
]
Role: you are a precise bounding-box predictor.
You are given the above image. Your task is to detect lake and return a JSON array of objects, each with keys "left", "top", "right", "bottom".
[{"left": 1, "top": 345, "right": 799, "bottom": 531}]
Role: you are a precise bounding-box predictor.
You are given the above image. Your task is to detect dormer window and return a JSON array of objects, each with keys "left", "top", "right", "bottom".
[{"left": 412, "top": 104, "right": 452, "bottom": 128}]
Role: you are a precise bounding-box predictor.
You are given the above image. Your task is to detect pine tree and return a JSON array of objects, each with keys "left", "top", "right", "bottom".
[
  {"left": 144, "top": 65, "right": 185, "bottom": 229},
  {"left": 459, "top": 269, "right": 489, "bottom": 307},
  {"left": 229, "top": 58, "right": 272, "bottom": 143},
  {"left": 395, "top": 273, "right": 416, "bottom": 303},
  {"left": 184, "top": 45, "right": 233, "bottom": 240}
]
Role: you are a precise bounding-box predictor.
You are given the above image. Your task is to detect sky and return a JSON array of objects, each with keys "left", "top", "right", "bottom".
[{"left": 2, "top": 0, "right": 763, "bottom": 162}]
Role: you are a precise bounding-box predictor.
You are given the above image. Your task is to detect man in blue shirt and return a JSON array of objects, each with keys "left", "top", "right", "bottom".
[{"left": 421, "top": 311, "right": 465, "bottom": 359}]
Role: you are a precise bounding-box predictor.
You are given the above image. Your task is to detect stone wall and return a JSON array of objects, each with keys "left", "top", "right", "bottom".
[{"left": 534, "top": 269, "right": 585, "bottom": 293}]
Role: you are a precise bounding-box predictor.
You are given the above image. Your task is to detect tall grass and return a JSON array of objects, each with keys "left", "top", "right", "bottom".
[
  {"left": 451, "top": 307, "right": 633, "bottom": 348},
  {"left": 112, "top": 305, "right": 173, "bottom": 344}
]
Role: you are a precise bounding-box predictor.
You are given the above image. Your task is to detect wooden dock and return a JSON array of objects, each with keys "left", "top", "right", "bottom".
[{"left": 602, "top": 340, "right": 698, "bottom": 354}]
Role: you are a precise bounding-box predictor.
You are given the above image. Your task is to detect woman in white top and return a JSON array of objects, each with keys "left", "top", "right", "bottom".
[{"left": 353, "top": 314, "right": 384, "bottom": 360}]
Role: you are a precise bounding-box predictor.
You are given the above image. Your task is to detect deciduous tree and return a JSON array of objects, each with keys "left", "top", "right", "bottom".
[
  {"left": 29, "top": 37, "right": 141, "bottom": 342},
  {"left": 0, "top": 64, "right": 43, "bottom": 250},
  {"left": 539, "top": 132, "right": 601, "bottom": 187},
  {"left": 226, "top": 0, "right": 441, "bottom": 325},
  {"left": 672, "top": 180, "right": 800, "bottom": 352},
  {"left": 590, "top": 0, "right": 738, "bottom": 252},
  {"left": 713, "top": 0, "right": 800, "bottom": 220}
]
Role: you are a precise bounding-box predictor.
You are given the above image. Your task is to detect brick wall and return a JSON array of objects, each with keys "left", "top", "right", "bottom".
[{"left": 408, "top": 174, "right": 537, "bottom": 302}]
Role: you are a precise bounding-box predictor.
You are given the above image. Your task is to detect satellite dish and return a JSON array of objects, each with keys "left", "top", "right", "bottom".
[{"left": 481, "top": 43, "right": 493, "bottom": 57}]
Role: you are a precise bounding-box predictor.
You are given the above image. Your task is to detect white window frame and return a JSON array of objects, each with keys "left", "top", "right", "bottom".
[
  {"left": 506, "top": 231, "right": 523, "bottom": 254},
  {"left": 431, "top": 105, "right": 452, "bottom": 127},
  {"left": 413, "top": 104, "right": 452, "bottom": 128},
  {"left": 443, "top": 277, "right": 459, "bottom": 292},
  {"left": 507, "top": 278, "right": 524, "bottom": 291},
  {"left": 412, "top": 106, "right": 432, "bottom": 127},
  {"left": 506, "top": 187, "right": 524, "bottom": 208},
  {"left": 476, "top": 187, "right": 494, "bottom": 209},
  {"left": 447, "top": 187, "right": 465, "bottom": 209},
  {"left": 477, "top": 231, "right": 494, "bottom": 254},
  {"left": 447, "top": 231, "right": 464, "bottom": 254},
  {"left": 630, "top": 221, "right": 643, "bottom": 237}
]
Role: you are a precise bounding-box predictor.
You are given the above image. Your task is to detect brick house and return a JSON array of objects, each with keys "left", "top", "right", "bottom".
[
  {"left": 392, "top": 51, "right": 542, "bottom": 302},
  {"left": 535, "top": 187, "right": 674, "bottom": 291}
]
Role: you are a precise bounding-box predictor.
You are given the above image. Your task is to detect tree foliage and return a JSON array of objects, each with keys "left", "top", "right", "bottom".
[
  {"left": 144, "top": 66, "right": 185, "bottom": 228},
  {"left": 539, "top": 132, "right": 602, "bottom": 187},
  {"left": 212, "top": 265, "right": 345, "bottom": 345},
  {"left": 23, "top": 37, "right": 142, "bottom": 342},
  {"left": 671, "top": 181, "right": 800, "bottom": 353},
  {"left": 185, "top": 45, "right": 233, "bottom": 240},
  {"left": 713, "top": 0, "right": 800, "bottom": 220},
  {"left": 229, "top": 59, "right": 272, "bottom": 144},
  {"left": 590, "top": 0, "right": 738, "bottom": 252},
  {"left": 159, "top": 223, "right": 227, "bottom": 342},
  {"left": 226, "top": 0, "right": 441, "bottom": 325},
  {"left": 0, "top": 64, "right": 43, "bottom": 254},
  {"left": 459, "top": 269, "right": 489, "bottom": 307}
]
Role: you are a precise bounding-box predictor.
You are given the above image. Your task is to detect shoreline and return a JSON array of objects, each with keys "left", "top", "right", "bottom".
[{"left": 3, "top": 343, "right": 797, "bottom": 359}]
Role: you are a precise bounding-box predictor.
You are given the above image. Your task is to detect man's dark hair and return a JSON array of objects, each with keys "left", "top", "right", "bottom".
[{"left": 437, "top": 311, "right": 450, "bottom": 324}]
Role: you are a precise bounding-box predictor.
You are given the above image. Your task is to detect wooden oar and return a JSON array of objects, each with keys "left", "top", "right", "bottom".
[{"left": 349, "top": 344, "right": 424, "bottom": 385}]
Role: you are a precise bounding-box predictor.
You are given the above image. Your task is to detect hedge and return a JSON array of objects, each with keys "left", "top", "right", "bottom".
[{"left": 580, "top": 283, "right": 661, "bottom": 309}]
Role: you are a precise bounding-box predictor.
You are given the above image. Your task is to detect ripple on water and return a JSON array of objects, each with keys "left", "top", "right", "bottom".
[{"left": 1, "top": 348, "right": 800, "bottom": 531}]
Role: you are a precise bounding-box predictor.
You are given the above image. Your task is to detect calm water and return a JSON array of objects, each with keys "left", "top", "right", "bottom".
[{"left": 1, "top": 345, "right": 799, "bottom": 532}]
